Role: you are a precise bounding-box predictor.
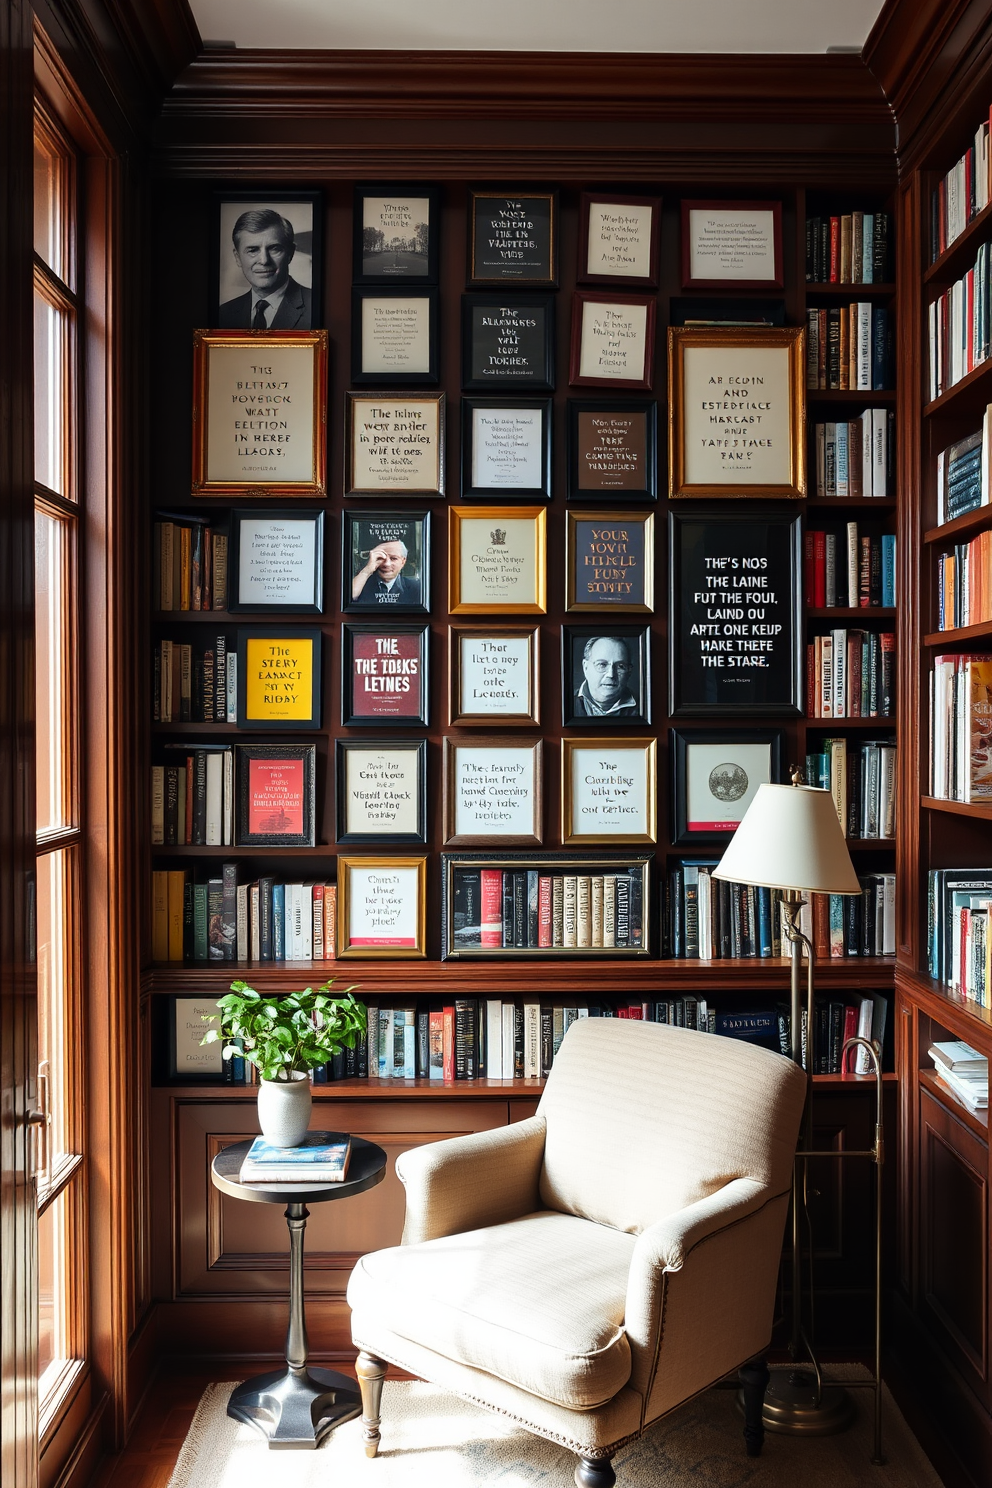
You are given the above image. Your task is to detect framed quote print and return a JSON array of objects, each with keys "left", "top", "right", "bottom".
[
  {"left": 562, "top": 625, "right": 651, "bottom": 727},
  {"left": 461, "top": 296, "right": 555, "bottom": 392},
  {"left": 681, "top": 199, "right": 783, "bottom": 290},
  {"left": 227, "top": 509, "right": 324, "bottom": 613},
  {"left": 569, "top": 292, "right": 656, "bottom": 390},
  {"left": 670, "top": 728, "right": 782, "bottom": 844},
  {"left": 448, "top": 506, "right": 547, "bottom": 614},
  {"left": 170, "top": 997, "right": 224, "bottom": 1081},
  {"left": 341, "top": 622, "right": 429, "bottom": 728},
  {"left": 343, "top": 509, "right": 429, "bottom": 615},
  {"left": 351, "top": 288, "right": 438, "bottom": 385},
  {"left": 567, "top": 400, "right": 657, "bottom": 502},
  {"left": 469, "top": 191, "right": 557, "bottom": 287},
  {"left": 335, "top": 739, "right": 427, "bottom": 845},
  {"left": 235, "top": 744, "right": 316, "bottom": 847},
  {"left": 345, "top": 392, "right": 445, "bottom": 497},
  {"left": 668, "top": 327, "right": 806, "bottom": 498},
  {"left": 448, "top": 624, "right": 540, "bottom": 727},
  {"left": 212, "top": 190, "right": 322, "bottom": 329},
  {"left": 336, "top": 855, "right": 427, "bottom": 959},
  {"left": 442, "top": 736, "right": 543, "bottom": 847},
  {"left": 561, "top": 737, "right": 657, "bottom": 845},
  {"left": 577, "top": 193, "right": 661, "bottom": 288},
  {"left": 353, "top": 184, "right": 439, "bottom": 284},
  {"left": 191, "top": 330, "right": 327, "bottom": 499},
  {"left": 236, "top": 628, "right": 321, "bottom": 730},
  {"left": 460, "top": 397, "right": 552, "bottom": 500},
  {"left": 565, "top": 511, "right": 654, "bottom": 614}
]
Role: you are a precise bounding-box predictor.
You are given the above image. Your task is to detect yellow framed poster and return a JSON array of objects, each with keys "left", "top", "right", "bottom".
[{"left": 237, "top": 628, "right": 321, "bottom": 729}]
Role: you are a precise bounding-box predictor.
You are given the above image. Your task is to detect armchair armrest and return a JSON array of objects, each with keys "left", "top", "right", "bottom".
[{"left": 396, "top": 1114, "right": 547, "bottom": 1245}]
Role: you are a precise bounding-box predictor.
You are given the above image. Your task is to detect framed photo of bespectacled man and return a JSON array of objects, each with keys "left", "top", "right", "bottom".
[
  {"left": 342, "top": 510, "right": 429, "bottom": 615},
  {"left": 670, "top": 728, "right": 782, "bottom": 845},
  {"left": 561, "top": 625, "right": 651, "bottom": 727},
  {"left": 212, "top": 191, "right": 322, "bottom": 330}
]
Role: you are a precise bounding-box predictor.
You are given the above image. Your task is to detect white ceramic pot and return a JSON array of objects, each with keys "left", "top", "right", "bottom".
[{"left": 256, "top": 1071, "right": 312, "bottom": 1147}]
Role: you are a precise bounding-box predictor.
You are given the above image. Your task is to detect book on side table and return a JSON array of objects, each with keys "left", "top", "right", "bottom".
[{"left": 239, "top": 1132, "right": 352, "bottom": 1184}]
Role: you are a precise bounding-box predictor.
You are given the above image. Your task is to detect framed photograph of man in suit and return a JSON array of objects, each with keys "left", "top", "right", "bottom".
[
  {"left": 342, "top": 510, "right": 430, "bottom": 615},
  {"left": 211, "top": 191, "right": 323, "bottom": 330}
]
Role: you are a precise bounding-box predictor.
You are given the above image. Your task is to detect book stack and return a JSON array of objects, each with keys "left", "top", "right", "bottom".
[
  {"left": 813, "top": 413, "right": 894, "bottom": 499},
  {"left": 805, "top": 212, "right": 890, "bottom": 282},
  {"left": 806, "top": 629, "right": 896, "bottom": 716},
  {"left": 806, "top": 736, "right": 897, "bottom": 839},
  {"left": 805, "top": 526, "right": 896, "bottom": 608},
  {"left": 936, "top": 534, "right": 992, "bottom": 630},
  {"left": 150, "top": 868, "right": 338, "bottom": 963},
  {"left": 451, "top": 866, "right": 645, "bottom": 951},
  {"left": 927, "top": 240, "right": 992, "bottom": 400},
  {"left": 805, "top": 303, "right": 891, "bottom": 391},
  {"left": 929, "top": 654, "right": 992, "bottom": 802},
  {"left": 153, "top": 636, "right": 236, "bottom": 723},
  {"left": 239, "top": 1133, "right": 352, "bottom": 1184},
  {"left": 153, "top": 517, "right": 228, "bottom": 612},
  {"left": 929, "top": 1041, "right": 989, "bottom": 1112},
  {"left": 151, "top": 747, "right": 235, "bottom": 846},
  {"left": 931, "top": 117, "right": 992, "bottom": 260},
  {"left": 936, "top": 417, "right": 991, "bottom": 525},
  {"left": 927, "top": 868, "right": 992, "bottom": 1001}
]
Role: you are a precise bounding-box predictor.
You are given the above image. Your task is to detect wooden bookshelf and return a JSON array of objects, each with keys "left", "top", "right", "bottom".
[{"left": 920, "top": 795, "right": 992, "bottom": 821}]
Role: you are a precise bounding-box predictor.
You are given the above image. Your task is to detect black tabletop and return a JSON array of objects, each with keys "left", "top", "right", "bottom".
[{"left": 210, "top": 1133, "right": 387, "bottom": 1205}]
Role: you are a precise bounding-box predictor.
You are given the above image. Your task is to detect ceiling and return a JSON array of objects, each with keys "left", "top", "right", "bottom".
[{"left": 189, "top": 0, "right": 887, "bottom": 55}]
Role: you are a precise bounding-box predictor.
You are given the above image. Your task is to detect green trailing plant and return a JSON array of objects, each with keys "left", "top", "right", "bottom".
[{"left": 201, "top": 978, "right": 367, "bottom": 1083}]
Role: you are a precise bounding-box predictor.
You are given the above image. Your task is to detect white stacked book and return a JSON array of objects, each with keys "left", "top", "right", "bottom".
[{"left": 929, "top": 1040, "right": 989, "bottom": 1112}]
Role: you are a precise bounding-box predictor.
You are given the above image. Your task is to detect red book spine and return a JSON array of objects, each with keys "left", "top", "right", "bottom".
[
  {"left": 626, "top": 1005, "right": 643, "bottom": 1020},
  {"left": 813, "top": 530, "right": 826, "bottom": 608},
  {"left": 442, "top": 1005, "right": 455, "bottom": 1081},
  {"left": 480, "top": 868, "right": 503, "bottom": 947},
  {"left": 538, "top": 876, "right": 552, "bottom": 947},
  {"left": 804, "top": 530, "right": 814, "bottom": 597},
  {"left": 841, "top": 1004, "right": 859, "bottom": 1072},
  {"left": 829, "top": 217, "right": 841, "bottom": 282}
]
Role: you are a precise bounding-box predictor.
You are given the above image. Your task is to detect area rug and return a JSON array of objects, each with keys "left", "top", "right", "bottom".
[{"left": 167, "top": 1368, "right": 942, "bottom": 1488}]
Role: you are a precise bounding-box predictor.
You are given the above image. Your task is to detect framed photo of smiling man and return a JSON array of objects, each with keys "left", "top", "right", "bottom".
[
  {"left": 212, "top": 191, "right": 322, "bottom": 329},
  {"left": 561, "top": 625, "right": 651, "bottom": 727}
]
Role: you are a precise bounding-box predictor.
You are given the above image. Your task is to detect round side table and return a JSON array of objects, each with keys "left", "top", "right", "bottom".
[{"left": 210, "top": 1132, "right": 387, "bottom": 1450}]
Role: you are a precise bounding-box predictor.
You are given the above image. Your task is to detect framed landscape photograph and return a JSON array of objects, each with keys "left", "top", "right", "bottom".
[
  {"left": 341, "top": 622, "right": 429, "bottom": 728},
  {"left": 681, "top": 199, "right": 783, "bottom": 290},
  {"left": 345, "top": 392, "right": 445, "bottom": 498},
  {"left": 670, "top": 727, "right": 782, "bottom": 844},
  {"left": 562, "top": 625, "right": 651, "bottom": 727},
  {"left": 668, "top": 326, "right": 805, "bottom": 498},
  {"left": 442, "top": 737, "right": 543, "bottom": 846},
  {"left": 468, "top": 191, "right": 557, "bottom": 287},
  {"left": 569, "top": 292, "right": 656, "bottom": 390},
  {"left": 448, "top": 624, "right": 540, "bottom": 726},
  {"left": 565, "top": 511, "right": 654, "bottom": 614},
  {"left": 668, "top": 506, "right": 802, "bottom": 717},
  {"left": 561, "top": 737, "right": 657, "bottom": 845},
  {"left": 235, "top": 743, "right": 316, "bottom": 847},
  {"left": 342, "top": 509, "right": 429, "bottom": 615},
  {"left": 236, "top": 628, "right": 321, "bottom": 730},
  {"left": 460, "top": 397, "right": 552, "bottom": 500},
  {"left": 353, "top": 184, "right": 439, "bottom": 284},
  {"left": 567, "top": 400, "right": 658, "bottom": 502},
  {"left": 335, "top": 739, "right": 427, "bottom": 845},
  {"left": 212, "top": 190, "right": 322, "bottom": 329},
  {"left": 227, "top": 508, "right": 324, "bottom": 613},
  {"left": 351, "top": 288, "right": 438, "bottom": 385},
  {"left": 577, "top": 193, "right": 661, "bottom": 288},
  {"left": 461, "top": 295, "right": 555, "bottom": 392},
  {"left": 448, "top": 506, "right": 547, "bottom": 614},
  {"left": 336, "top": 855, "right": 428, "bottom": 959},
  {"left": 191, "top": 330, "right": 327, "bottom": 499}
]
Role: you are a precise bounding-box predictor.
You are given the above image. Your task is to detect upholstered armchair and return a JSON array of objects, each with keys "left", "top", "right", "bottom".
[{"left": 347, "top": 1018, "right": 807, "bottom": 1486}]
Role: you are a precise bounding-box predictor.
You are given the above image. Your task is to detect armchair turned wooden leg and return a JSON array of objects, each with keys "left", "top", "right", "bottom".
[
  {"left": 739, "top": 1356, "right": 770, "bottom": 1457},
  {"left": 574, "top": 1454, "right": 616, "bottom": 1487},
  {"left": 355, "top": 1351, "right": 386, "bottom": 1458}
]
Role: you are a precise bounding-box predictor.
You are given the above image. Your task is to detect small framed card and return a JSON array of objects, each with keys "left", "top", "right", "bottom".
[
  {"left": 170, "top": 997, "right": 224, "bottom": 1081},
  {"left": 469, "top": 191, "right": 557, "bottom": 287},
  {"left": 569, "top": 292, "right": 656, "bottom": 390},
  {"left": 562, "top": 624, "right": 651, "bottom": 727},
  {"left": 236, "top": 628, "right": 321, "bottom": 730},
  {"left": 448, "top": 624, "right": 540, "bottom": 727},
  {"left": 212, "top": 190, "right": 322, "bottom": 329},
  {"left": 352, "top": 288, "right": 438, "bottom": 385},
  {"left": 577, "top": 193, "right": 661, "bottom": 288},
  {"left": 567, "top": 400, "right": 657, "bottom": 502},
  {"left": 681, "top": 199, "right": 784, "bottom": 290},
  {"left": 235, "top": 743, "right": 316, "bottom": 847},
  {"left": 461, "top": 295, "right": 555, "bottom": 392},
  {"left": 345, "top": 392, "right": 445, "bottom": 498},
  {"left": 342, "top": 509, "right": 429, "bottom": 615},
  {"left": 461, "top": 397, "right": 552, "bottom": 501},
  {"left": 561, "top": 737, "right": 657, "bottom": 845},
  {"left": 227, "top": 508, "right": 324, "bottom": 613},
  {"left": 442, "top": 737, "right": 543, "bottom": 846},
  {"left": 670, "top": 728, "right": 782, "bottom": 845},
  {"left": 353, "top": 184, "right": 439, "bottom": 285},
  {"left": 335, "top": 739, "right": 427, "bottom": 845},
  {"left": 336, "top": 854, "right": 427, "bottom": 958},
  {"left": 448, "top": 506, "right": 547, "bottom": 614},
  {"left": 565, "top": 511, "right": 654, "bottom": 615},
  {"left": 341, "top": 622, "right": 429, "bottom": 728}
]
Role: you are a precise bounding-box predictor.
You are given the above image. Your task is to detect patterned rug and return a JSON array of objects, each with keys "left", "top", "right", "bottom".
[{"left": 167, "top": 1370, "right": 942, "bottom": 1488}]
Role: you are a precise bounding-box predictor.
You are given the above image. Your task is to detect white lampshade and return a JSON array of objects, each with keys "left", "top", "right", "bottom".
[{"left": 712, "top": 784, "right": 861, "bottom": 896}]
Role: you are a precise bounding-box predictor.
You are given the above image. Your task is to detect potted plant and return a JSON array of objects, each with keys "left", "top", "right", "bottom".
[{"left": 201, "top": 979, "right": 367, "bottom": 1147}]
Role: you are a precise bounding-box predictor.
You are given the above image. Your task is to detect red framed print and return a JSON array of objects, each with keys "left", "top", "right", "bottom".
[
  {"left": 235, "top": 744, "right": 316, "bottom": 847},
  {"left": 680, "top": 200, "right": 784, "bottom": 290},
  {"left": 341, "top": 622, "right": 429, "bottom": 727}
]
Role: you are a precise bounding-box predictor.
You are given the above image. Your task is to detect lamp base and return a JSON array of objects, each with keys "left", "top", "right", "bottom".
[{"left": 738, "top": 1369, "right": 855, "bottom": 1436}]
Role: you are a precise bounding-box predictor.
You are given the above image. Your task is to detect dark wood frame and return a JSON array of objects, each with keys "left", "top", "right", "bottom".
[
  {"left": 561, "top": 736, "right": 658, "bottom": 846},
  {"left": 234, "top": 743, "right": 317, "bottom": 847},
  {"left": 460, "top": 396, "right": 552, "bottom": 501},
  {"left": 562, "top": 623, "right": 652, "bottom": 727},
  {"left": 447, "top": 623, "right": 541, "bottom": 727},
  {"left": 576, "top": 192, "right": 661, "bottom": 288},
  {"left": 468, "top": 189, "right": 558, "bottom": 288},
  {"left": 566, "top": 399, "right": 658, "bottom": 503},
  {"left": 235, "top": 627, "right": 322, "bottom": 730},
  {"left": 227, "top": 508, "right": 324, "bottom": 614},
  {"left": 461, "top": 294, "right": 556, "bottom": 392},
  {"left": 340, "top": 621, "right": 430, "bottom": 728},
  {"left": 335, "top": 738, "right": 428, "bottom": 845},
  {"left": 210, "top": 188, "right": 323, "bottom": 328},
  {"left": 568, "top": 290, "right": 656, "bottom": 390},
  {"left": 352, "top": 183, "right": 440, "bottom": 285},
  {"left": 350, "top": 286, "right": 439, "bottom": 386},
  {"left": 442, "top": 735, "right": 543, "bottom": 846},
  {"left": 564, "top": 510, "right": 655, "bottom": 614},
  {"left": 344, "top": 391, "right": 446, "bottom": 499},
  {"left": 670, "top": 727, "right": 783, "bottom": 845},
  {"left": 680, "top": 198, "right": 784, "bottom": 290},
  {"left": 341, "top": 508, "right": 430, "bottom": 616}
]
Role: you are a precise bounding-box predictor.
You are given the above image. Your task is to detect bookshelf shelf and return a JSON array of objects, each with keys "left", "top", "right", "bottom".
[
  {"left": 807, "top": 389, "right": 896, "bottom": 404},
  {"left": 804, "top": 717, "right": 897, "bottom": 729},
  {"left": 152, "top": 844, "right": 336, "bottom": 856},
  {"left": 152, "top": 610, "right": 233, "bottom": 624},
  {"left": 924, "top": 357, "right": 992, "bottom": 418},
  {"left": 805, "top": 282, "right": 896, "bottom": 296},
  {"left": 807, "top": 498, "right": 897, "bottom": 512},
  {"left": 152, "top": 723, "right": 241, "bottom": 735},
  {"left": 924, "top": 506, "right": 992, "bottom": 544},
  {"left": 918, "top": 1068, "right": 989, "bottom": 1137},
  {"left": 923, "top": 619, "right": 992, "bottom": 645},
  {"left": 921, "top": 795, "right": 992, "bottom": 821},
  {"left": 924, "top": 196, "right": 992, "bottom": 286},
  {"left": 805, "top": 607, "right": 895, "bottom": 620}
]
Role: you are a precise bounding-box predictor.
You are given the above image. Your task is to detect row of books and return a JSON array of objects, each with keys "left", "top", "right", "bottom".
[
  {"left": 805, "top": 212, "right": 891, "bottom": 284},
  {"left": 451, "top": 867, "right": 645, "bottom": 950},
  {"left": 805, "top": 527, "right": 896, "bottom": 609},
  {"left": 926, "top": 239, "right": 992, "bottom": 401},
  {"left": 936, "top": 415, "right": 991, "bottom": 525},
  {"left": 151, "top": 748, "right": 235, "bottom": 846},
  {"left": 813, "top": 412, "right": 894, "bottom": 499},
  {"left": 805, "top": 304, "right": 892, "bottom": 391},
  {"left": 151, "top": 866, "right": 338, "bottom": 962},
  {"left": 806, "top": 737, "right": 897, "bottom": 840},
  {"left": 936, "top": 531, "right": 992, "bottom": 630},
  {"left": 927, "top": 868, "right": 992, "bottom": 1004},
  {"left": 928, "top": 1041, "right": 989, "bottom": 1113},
  {"left": 154, "top": 518, "right": 228, "bottom": 612},
  {"left": 930, "top": 113, "right": 992, "bottom": 260},
  {"left": 806, "top": 629, "right": 896, "bottom": 717},
  {"left": 928, "top": 654, "right": 992, "bottom": 803},
  {"left": 153, "top": 637, "right": 236, "bottom": 724}
]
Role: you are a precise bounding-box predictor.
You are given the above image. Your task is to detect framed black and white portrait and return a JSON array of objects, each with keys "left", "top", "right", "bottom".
[
  {"left": 670, "top": 728, "right": 782, "bottom": 844},
  {"left": 212, "top": 190, "right": 322, "bottom": 330},
  {"left": 342, "top": 509, "right": 429, "bottom": 615},
  {"left": 561, "top": 624, "right": 651, "bottom": 727}
]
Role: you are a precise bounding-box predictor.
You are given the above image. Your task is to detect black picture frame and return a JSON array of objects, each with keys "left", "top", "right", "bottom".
[
  {"left": 561, "top": 624, "right": 651, "bottom": 727},
  {"left": 461, "top": 295, "right": 555, "bottom": 392},
  {"left": 341, "top": 622, "right": 430, "bottom": 728},
  {"left": 566, "top": 400, "right": 658, "bottom": 502},
  {"left": 227, "top": 508, "right": 324, "bottom": 614},
  {"left": 211, "top": 189, "right": 323, "bottom": 329},
  {"left": 565, "top": 511, "right": 654, "bottom": 615},
  {"left": 353, "top": 184, "right": 440, "bottom": 285},
  {"left": 236, "top": 627, "right": 322, "bottom": 731},
  {"left": 668, "top": 507, "right": 803, "bottom": 717},
  {"left": 335, "top": 738, "right": 428, "bottom": 845},
  {"left": 351, "top": 287, "right": 439, "bottom": 386},
  {"left": 342, "top": 509, "right": 430, "bottom": 615},
  {"left": 460, "top": 397, "right": 552, "bottom": 501},
  {"left": 235, "top": 743, "right": 316, "bottom": 847},
  {"left": 468, "top": 190, "right": 558, "bottom": 287},
  {"left": 670, "top": 727, "right": 783, "bottom": 845}
]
